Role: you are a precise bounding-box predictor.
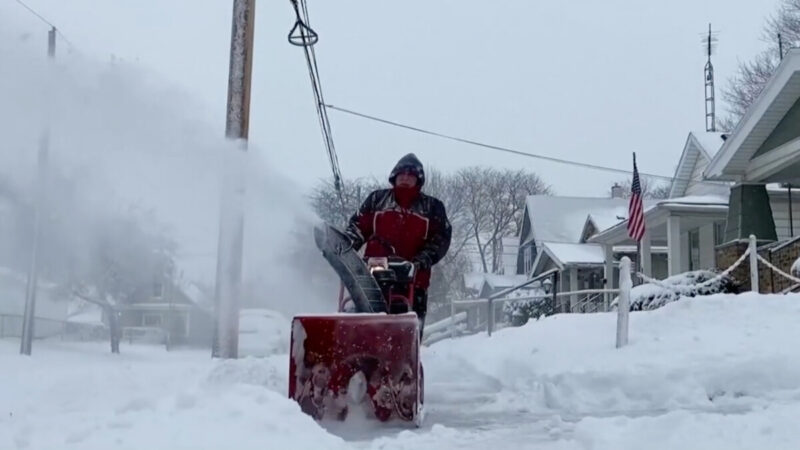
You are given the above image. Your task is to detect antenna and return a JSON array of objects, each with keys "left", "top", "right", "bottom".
[{"left": 702, "top": 23, "right": 718, "bottom": 132}]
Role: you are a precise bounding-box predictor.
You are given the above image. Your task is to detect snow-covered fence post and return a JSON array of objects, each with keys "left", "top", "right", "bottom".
[
  {"left": 749, "top": 234, "right": 759, "bottom": 292},
  {"left": 616, "top": 257, "right": 631, "bottom": 349}
]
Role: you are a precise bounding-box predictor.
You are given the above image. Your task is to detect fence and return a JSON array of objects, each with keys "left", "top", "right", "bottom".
[
  {"left": 444, "top": 268, "right": 620, "bottom": 338},
  {"left": 615, "top": 234, "right": 800, "bottom": 349},
  {"left": 440, "top": 234, "right": 798, "bottom": 349}
]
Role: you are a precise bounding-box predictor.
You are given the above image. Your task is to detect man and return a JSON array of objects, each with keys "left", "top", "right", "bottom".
[{"left": 342, "top": 153, "right": 451, "bottom": 335}]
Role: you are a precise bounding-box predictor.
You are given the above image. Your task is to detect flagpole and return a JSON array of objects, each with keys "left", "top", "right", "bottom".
[{"left": 636, "top": 241, "right": 641, "bottom": 286}]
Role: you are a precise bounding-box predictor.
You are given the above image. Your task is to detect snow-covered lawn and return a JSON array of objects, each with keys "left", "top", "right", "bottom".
[{"left": 4, "top": 292, "right": 800, "bottom": 449}]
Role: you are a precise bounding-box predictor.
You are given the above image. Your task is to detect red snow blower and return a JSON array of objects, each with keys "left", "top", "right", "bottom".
[{"left": 289, "top": 224, "right": 423, "bottom": 425}]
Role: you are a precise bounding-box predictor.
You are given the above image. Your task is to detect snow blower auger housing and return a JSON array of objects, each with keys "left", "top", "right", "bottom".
[{"left": 289, "top": 224, "right": 423, "bottom": 425}]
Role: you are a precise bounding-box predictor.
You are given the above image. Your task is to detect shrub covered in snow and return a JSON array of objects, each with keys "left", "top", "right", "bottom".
[
  {"left": 614, "top": 270, "right": 738, "bottom": 311},
  {"left": 503, "top": 297, "right": 552, "bottom": 326}
]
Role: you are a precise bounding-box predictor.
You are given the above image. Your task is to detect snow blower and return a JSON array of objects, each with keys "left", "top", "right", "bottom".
[{"left": 289, "top": 224, "right": 423, "bottom": 426}]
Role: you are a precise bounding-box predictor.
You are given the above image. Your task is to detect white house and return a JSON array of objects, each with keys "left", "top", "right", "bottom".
[{"left": 518, "top": 194, "right": 660, "bottom": 310}]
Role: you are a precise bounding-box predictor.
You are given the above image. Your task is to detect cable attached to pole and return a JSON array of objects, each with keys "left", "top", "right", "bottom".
[{"left": 288, "top": 0, "right": 347, "bottom": 220}]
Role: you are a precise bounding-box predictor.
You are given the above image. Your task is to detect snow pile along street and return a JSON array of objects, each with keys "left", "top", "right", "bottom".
[{"left": 4, "top": 293, "right": 800, "bottom": 449}]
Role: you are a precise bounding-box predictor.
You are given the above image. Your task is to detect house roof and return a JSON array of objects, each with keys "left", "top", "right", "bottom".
[
  {"left": 483, "top": 274, "right": 530, "bottom": 289},
  {"left": 543, "top": 242, "right": 605, "bottom": 266},
  {"left": 669, "top": 131, "right": 726, "bottom": 198},
  {"left": 463, "top": 272, "right": 486, "bottom": 292},
  {"left": 523, "top": 195, "right": 633, "bottom": 244},
  {"left": 588, "top": 195, "right": 729, "bottom": 245},
  {"left": 706, "top": 49, "right": 800, "bottom": 181},
  {"left": 531, "top": 242, "right": 606, "bottom": 274}
]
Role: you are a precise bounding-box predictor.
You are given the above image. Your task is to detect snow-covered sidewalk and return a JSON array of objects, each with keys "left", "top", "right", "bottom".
[{"left": 3, "top": 292, "right": 800, "bottom": 449}]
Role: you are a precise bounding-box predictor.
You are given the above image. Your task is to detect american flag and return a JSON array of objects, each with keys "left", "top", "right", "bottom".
[{"left": 627, "top": 153, "right": 646, "bottom": 242}]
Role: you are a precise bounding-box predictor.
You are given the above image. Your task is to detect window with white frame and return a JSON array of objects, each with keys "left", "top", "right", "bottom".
[{"left": 142, "top": 313, "right": 162, "bottom": 327}]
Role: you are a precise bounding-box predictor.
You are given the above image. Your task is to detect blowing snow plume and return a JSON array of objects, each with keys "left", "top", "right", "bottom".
[{"left": 0, "top": 22, "right": 337, "bottom": 318}]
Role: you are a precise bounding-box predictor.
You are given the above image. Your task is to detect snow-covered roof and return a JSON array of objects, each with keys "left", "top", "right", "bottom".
[
  {"left": 463, "top": 272, "right": 485, "bottom": 292},
  {"left": 67, "top": 305, "right": 105, "bottom": 326},
  {"left": 657, "top": 195, "right": 729, "bottom": 206},
  {"left": 484, "top": 274, "right": 529, "bottom": 289},
  {"left": 543, "top": 242, "right": 605, "bottom": 266},
  {"left": 524, "top": 196, "right": 634, "bottom": 244}
]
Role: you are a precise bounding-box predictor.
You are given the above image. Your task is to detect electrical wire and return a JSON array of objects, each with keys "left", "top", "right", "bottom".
[
  {"left": 15, "top": 0, "right": 76, "bottom": 49},
  {"left": 324, "top": 104, "right": 679, "bottom": 182}
]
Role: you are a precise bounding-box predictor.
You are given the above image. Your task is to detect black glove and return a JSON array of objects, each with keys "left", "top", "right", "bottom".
[{"left": 412, "top": 254, "right": 432, "bottom": 271}]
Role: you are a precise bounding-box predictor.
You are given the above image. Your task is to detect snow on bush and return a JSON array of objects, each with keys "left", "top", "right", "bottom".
[
  {"left": 503, "top": 297, "right": 551, "bottom": 326},
  {"left": 614, "top": 270, "right": 738, "bottom": 311}
]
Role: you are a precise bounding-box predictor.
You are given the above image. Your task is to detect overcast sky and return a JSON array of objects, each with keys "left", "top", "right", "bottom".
[{"left": 4, "top": 0, "right": 778, "bottom": 197}]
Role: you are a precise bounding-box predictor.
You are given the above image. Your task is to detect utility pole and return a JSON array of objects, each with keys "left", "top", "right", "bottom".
[
  {"left": 212, "top": 0, "right": 256, "bottom": 359},
  {"left": 20, "top": 27, "right": 56, "bottom": 356}
]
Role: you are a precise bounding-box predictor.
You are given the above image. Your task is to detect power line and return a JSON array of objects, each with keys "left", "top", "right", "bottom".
[
  {"left": 324, "top": 104, "right": 677, "bottom": 182},
  {"left": 289, "top": 0, "right": 347, "bottom": 217},
  {"left": 15, "top": 0, "right": 76, "bottom": 49}
]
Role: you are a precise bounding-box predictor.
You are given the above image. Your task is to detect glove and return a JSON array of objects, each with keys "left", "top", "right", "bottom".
[{"left": 412, "top": 254, "right": 432, "bottom": 271}]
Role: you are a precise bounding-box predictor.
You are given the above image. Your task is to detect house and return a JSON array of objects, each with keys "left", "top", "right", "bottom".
[
  {"left": 118, "top": 274, "right": 214, "bottom": 347},
  {"left": 518, "top": 194, "right": 658, "bottom": 310},
  {"left": 589, "top": 131, "right": 730, "bottom": 279},
  {"left": 591, "top": 48, "right": 800, "bottom": 293},
  {"left": 702, "top": 48, "right": 800, "bottom": 291}
]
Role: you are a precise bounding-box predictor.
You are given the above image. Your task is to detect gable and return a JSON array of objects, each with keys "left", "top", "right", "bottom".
[
  {"left": 669, "top": 132, "right": 724, "bottom": 198},
  {"left": 706, "top": 49, "right": 800, "bottom": 180},
  {"left": 580, "top": 217, "right": 598, "bottom": 243}
]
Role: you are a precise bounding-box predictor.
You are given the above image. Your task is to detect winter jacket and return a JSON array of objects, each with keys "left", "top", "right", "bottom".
[{"left": 344, "top": 154, "right": 451, "bottom": 289}]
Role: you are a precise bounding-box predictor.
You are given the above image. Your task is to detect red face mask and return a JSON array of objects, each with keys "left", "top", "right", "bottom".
[{"left": 393, "top": 184, "right": 421, "bottom": 208}]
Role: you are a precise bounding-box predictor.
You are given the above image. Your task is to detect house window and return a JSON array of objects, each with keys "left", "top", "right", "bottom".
[
  {"left": 143, "top": 313, "right": 162, "bottom": 327},
  {"left": 688, "top": 229, "right": 700, "bottom": 271},
  {"left": 524, "top": 246, "right": 532, "bottom": 274},
  {"left": 714, "top": 221, "right": 726, "bottom": 246},
  {"left": 153, "top": 280, "right": 164, "bottom": 299}
]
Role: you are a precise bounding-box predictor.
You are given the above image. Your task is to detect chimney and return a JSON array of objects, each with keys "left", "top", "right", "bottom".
[{"left": 611, "top": 183, "right": 624, "bottom": 199}]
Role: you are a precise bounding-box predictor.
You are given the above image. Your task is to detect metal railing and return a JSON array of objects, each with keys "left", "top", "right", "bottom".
[{"left": 446, "top": 267, "right": 620, "bottom": 338}]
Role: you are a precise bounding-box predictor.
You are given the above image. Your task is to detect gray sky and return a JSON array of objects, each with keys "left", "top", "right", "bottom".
[{"left": 4, "top": 0, "right": 778, "bottom": 197}]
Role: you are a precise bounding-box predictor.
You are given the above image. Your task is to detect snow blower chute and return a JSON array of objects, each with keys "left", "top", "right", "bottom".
[{"left": 289, "top": 224, "right": 423, "bottom": 425}]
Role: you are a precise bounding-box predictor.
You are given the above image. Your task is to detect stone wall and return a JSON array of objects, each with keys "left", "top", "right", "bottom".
[
  {"left": 715, "top": 240, "right": 753, "bottom": 291},
  {"left": 715, "top": 237, "right": 800, "bottom": 293},
  {"left": 763, "top": 237, "right": 800, "bottom": 293}
]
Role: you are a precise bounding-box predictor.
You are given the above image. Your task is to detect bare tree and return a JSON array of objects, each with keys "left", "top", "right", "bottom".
[
  {"left": 453, "top": 167, "right": 550, "bottom": 274},
  {"left": 721, "top": 0, "right": 800, "bottom": 129},
  {"left": 308, "top": 177, "right": 384, "bottom": 227}
]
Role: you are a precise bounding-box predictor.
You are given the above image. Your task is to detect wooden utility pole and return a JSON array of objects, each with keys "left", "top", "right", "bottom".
[
  {"left": 20, "top": 27, "right": 56, "bottom": 356},
  {"left": 212, "top": 0, "right": 256, "bottom": 359}
]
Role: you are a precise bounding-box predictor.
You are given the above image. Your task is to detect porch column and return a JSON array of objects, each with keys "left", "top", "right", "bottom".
[
  {"left": 699, "top": 223, "right": 715, "bottom": 269},
  {"left": 667, "top": 215, "right": 682, "bottom": 276},
  {"left": 640, "top": 230, "right": 652, "bottom": 277},
  {"left": 603, "top": 244, "right": 614, "bottom": 310},
  {"left": 569, "top": 266, "right": 578, "bottom": 313}
]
